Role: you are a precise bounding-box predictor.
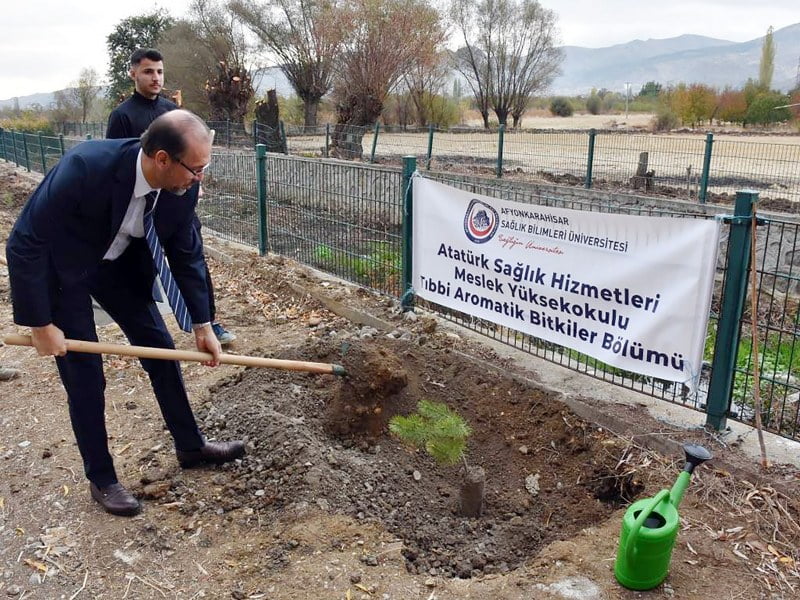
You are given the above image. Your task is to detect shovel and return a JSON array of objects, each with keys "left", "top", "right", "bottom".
[{"left": 3, "top": 334, "right": 346, "bottom": 376}]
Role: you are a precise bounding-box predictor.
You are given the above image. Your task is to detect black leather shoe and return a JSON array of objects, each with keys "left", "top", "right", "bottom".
[
  {"left": 90, "top": 482, "right": 141, "bottom": 517},
  {"left": 176, "top": 440, "right": 246, "bottom": 468}
]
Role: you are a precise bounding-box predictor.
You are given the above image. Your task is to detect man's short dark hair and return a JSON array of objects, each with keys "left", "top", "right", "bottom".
[
  {"left": 130, "top": 49, "right": 164, "bottom": 66},
  {"left": 141, "top": 110, "right": 210, "bottom": 159}
]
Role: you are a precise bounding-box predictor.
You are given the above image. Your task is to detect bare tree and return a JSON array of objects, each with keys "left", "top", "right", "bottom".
[
  {"left": 50, "top": 90, "right": 81, "bottom": 130},
  {"left": 451, "top": 3, "right": 492, "bottom": 128},
  {"left": 452, "top": 0, "right": 562, "bottom": 128},
  {"left": 68, "top": 68, "right": 101, "bottom": 123},
  {"left": 191, "top": 0, "right": 256, "bottom": 122},
  {"left": 231, "top": 0, "right": 348, "bottom": 127},
  {"left": 331, "top": 0, "right": 446, "bottom": 158},
  {"left": 403, "top": 50, "right": 451, "bottom": 127}
]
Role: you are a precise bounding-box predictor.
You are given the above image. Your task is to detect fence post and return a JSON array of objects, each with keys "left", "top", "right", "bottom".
[
  {"left": 705, "top": 190, "right": 758, "bottom": 431},
  {"left": 325, "top": 124, "right": 330, "bottom": 158},
  {"left": 401, "top": 156, "right": 417, "bottom": 311},
  {"left": 58, "top": 133, "right": 65, "bottom": 157},
  {"left": 426, "top": 124, "right": 435, "bottom": 170},
  {"left": 279, "top": 120, "right": 288, "bottom": 154},
  {"left": 22, "top": 132, "right": 30, "bottom": 172},
  {"left": 585, "top": 128, "right": 597, "bottom": 189},
  {"left": 38, "top": 132, "right": 46, "bottom": 172},
  {"left": 496, "top": 124, "right": 505, "bottom": 178},
  {"left": 699, "top": 132, "right": 714, "bottom": 204},
  {"left": 369, "top": 122, "right": 380, "bottom": 164},
  {"left": 256, "top": 144, "right": 269, "bottom": 256}
]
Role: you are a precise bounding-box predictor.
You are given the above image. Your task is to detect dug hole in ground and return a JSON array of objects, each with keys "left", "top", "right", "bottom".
[{"left": 0, "top": 163, "right": 798, "bottom": 600}]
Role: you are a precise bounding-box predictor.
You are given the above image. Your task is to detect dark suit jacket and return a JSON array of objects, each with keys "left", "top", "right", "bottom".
[{"left": 5, "top": 138, "right": 210, "bottom": 327}]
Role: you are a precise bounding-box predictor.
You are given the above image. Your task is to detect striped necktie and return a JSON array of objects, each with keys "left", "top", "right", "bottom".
[{"left": 143, "top": 192, "right": 193, "bottom": 332}]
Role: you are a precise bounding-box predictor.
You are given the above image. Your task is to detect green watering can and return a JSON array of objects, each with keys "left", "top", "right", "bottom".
[{"left": 614, "top": 443, "right": 712, "bottom": 590}]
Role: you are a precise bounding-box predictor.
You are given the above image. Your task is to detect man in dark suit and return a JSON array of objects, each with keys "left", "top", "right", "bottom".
[
  {"left": 107, "top": 47, "right": 236, "bottom": 345},
  {"left": 6, "top": 110, "right": 245, "bottom": 517}
]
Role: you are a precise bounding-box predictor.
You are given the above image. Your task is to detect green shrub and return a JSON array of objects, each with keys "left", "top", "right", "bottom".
[
  {"left": 585, "top": 94, "right": 601, "bottom": 115},
  {"left": 0, "top": 114, "right": 55, "bottom": 134},
  {"left": 651, "top": 108, "right": 678, "bottom": 132},
  {"left": 549, "top": 97, "right": 573, "bottom": 117}
]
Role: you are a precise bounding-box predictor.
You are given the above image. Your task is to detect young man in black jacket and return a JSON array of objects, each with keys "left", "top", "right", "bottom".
[{"left": 106, "top": 48, "right": 236, "bottom": 345}]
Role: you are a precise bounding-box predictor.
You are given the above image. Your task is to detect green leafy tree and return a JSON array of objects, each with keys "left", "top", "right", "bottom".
[
  {"left": 638, "top": 81, "right": 662, "bottom": 98},
  {"left": 758, "top": 26, "right": 775, "bottom": 91},
  {"left": 746, "top": 91, "right": 791, "bottom": 125},
  {"left": 106, "top": 10, "right": 175, "bottom": 103}
]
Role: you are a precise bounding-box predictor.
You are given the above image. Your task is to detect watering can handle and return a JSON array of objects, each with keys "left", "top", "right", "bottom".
[{"left": 626, "top": 489, "right": 671, "bottom": 565}]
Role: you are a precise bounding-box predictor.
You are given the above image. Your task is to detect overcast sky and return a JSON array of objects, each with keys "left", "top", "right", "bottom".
[{"left": 1, "top": 0, "right": 798, "bottom": 100}]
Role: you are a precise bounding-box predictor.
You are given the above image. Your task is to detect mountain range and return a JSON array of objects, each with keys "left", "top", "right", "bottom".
[
  {"left": 557, "top": 22, "right": 799, "bottom": 95},
  {"left": 2, "top": 23, "right": 798, "bottom": 109}
]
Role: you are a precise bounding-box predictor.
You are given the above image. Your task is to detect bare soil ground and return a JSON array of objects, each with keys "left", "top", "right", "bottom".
[{"left": 1, "top": 162, "right": 799, "bottom": 599}]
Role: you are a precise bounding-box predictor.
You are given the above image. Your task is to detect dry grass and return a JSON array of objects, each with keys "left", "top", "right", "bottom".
[{"left": 608, "top": 434, "right": 800, "bottom": 595}]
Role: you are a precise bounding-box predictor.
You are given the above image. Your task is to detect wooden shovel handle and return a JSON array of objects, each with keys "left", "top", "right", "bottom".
[{"left": 3, "top": 334, "right": 346, "bottom": 376}]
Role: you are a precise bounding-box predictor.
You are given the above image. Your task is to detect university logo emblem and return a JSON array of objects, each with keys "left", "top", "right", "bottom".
[{"left": 463, "top": 199, "right": 499, "bottom": 244}]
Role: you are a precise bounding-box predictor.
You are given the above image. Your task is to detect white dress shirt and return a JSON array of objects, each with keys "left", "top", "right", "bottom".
[{"left": 103, "top": 149, "right": 160, "bottom": 260}]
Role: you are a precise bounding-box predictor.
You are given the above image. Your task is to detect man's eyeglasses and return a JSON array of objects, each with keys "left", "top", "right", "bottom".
[{"left": 172, "top": 156, "right": 210, "bottom": 178}]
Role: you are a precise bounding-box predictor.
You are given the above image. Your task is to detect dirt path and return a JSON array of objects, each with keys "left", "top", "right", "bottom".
[{"left": 1, "top": 162, "right": 799, "bottom": 599}]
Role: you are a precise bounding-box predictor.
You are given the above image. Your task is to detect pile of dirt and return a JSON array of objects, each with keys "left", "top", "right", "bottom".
[{"left": 180, "top": 335, "right": 643, "bottom": 579}]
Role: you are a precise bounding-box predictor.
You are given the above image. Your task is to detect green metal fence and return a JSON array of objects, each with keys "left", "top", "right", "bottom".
[{"left": 3, "top": 134, "right": 800, "bottom": 441}]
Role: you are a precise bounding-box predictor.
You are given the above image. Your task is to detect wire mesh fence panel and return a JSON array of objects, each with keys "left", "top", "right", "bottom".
[
  {"left": 283, "top": 125, "right": 328, "bottom": 158},
  {"left": 265, "top": 154, "right": 404, "bottom": 297},
  {"left": 369, "top": 126, "right": 428, "bottom": 167},
  {"left": 61, "top": 122, "right": 106, "bottom": 139},
  {"left": 41, "top": 135, "right": 65, "bottom": 172},
  {"left": 22, "top": 133, "right": 44, "bottom": 173},
  {"left": 422, "top": 128, "right": 496, "bottom": 175},
  {"left": 709, "top": 138, "right": 800, "bottom": 205},
  {"left": 62, "top": 137, "right": 83, "bottom": 154},
  {"left": 199, "top": 150, "right": 260, "bottom": 247},
  {"left": 591, "top": 133, "right": 707, "bottom": 199},
  {"left": 502, "top": 129, "right": 589, "bottom": 183},
  {"left": 727, "top": 216, "right": 800, "bottom": 440},
  {"left": 208, "top": 120, "right": 253, "bottom": 148}
]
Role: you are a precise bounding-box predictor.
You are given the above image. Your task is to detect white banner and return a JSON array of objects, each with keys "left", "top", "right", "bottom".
[{"left": 412, "top": 177, "right": 721, "bottom": 385}]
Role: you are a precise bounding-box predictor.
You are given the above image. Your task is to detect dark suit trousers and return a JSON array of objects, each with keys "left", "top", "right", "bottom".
[
  {"left": 52, "top": 242, "right": 204, "bottom": 487},
  {"left": 193, "top": 214, "right": 216, "bottom": 322}
]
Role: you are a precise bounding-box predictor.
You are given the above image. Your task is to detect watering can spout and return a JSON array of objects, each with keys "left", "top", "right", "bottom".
[{"left": 669, "top": 443, "right": 713, "bottom": 509}]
